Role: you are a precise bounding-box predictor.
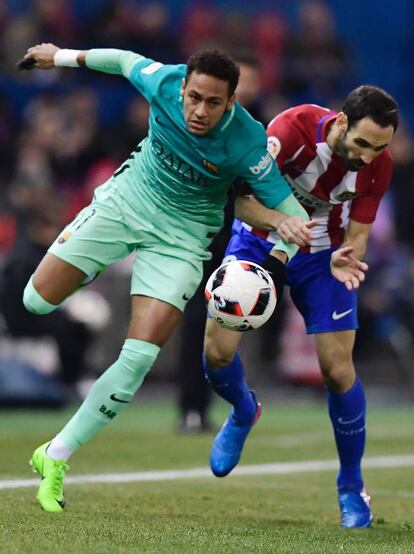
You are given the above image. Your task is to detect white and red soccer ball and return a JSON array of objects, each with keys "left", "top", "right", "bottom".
[{"left": 205, "top": 260, "right": 277, "bottom": 332}]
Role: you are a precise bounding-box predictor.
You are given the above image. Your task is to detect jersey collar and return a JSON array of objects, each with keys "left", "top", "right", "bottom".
[
  {"left": 317, "top": 112, "right": 337, "bottom": 143},
  {"left": 217, "top": 104, "right": 235, "bottom": 133}
]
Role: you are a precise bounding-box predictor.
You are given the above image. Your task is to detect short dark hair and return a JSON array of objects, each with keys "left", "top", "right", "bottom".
[
  {"left": 342, "top": 85, "right": 399, "bottom": 131},
  {"left": 186, "top": 50, "right": 240, "bottom": 97}
]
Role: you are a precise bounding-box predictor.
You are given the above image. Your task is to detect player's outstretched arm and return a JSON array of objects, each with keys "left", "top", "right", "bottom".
[
  {"left": 21, "top": 43, "right": 87, "bottom": 70},
  {"left": 330, "top": 246, "right": 369, "bottom": 291},
  {"left": 235, "top": 194, "right": 315, "bottom": 247},
  {"left": 20, "top": 45, "right": 144, "bottom": 81}
]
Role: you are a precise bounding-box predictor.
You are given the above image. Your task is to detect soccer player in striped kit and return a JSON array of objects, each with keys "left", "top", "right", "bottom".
[{"left": 204, "top": 86, "right": 399, "bottom": 528}]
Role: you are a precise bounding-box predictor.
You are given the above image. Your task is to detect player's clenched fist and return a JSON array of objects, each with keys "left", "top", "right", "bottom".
[{"left": 24, "top": 43, "right": 60, "bottom": 69}]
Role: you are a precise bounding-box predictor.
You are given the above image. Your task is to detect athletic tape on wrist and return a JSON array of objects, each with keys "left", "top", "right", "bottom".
[{"left": 54, "top": 49, "right": 81, "bottom": 68}]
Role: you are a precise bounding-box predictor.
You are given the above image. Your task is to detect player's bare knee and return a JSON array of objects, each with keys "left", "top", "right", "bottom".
[{"left": 322, "top": 365, "right": 355, "bottom": 392}]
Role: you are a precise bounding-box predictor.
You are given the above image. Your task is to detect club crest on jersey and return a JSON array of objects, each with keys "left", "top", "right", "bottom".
[
  {"left": 58, "top": 231, "right": 72, "bottom": 244},
  {"left": 336, "top": 191, "right": 362, "bottom": 202},
  {"left": 203, "top": 159, "right": 220, "bottom": 174}
]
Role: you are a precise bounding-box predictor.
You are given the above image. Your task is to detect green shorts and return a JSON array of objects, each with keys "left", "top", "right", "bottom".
[{"left": 48, "top": 178, "right": 217, "bottom": 311}]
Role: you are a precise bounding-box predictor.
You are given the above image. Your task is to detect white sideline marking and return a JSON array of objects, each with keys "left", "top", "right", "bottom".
[{"left": 1, "top": 454, "right": 414, "bottom": 490}]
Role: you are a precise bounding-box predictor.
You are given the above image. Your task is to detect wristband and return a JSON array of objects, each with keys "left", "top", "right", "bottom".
[{"left": 54, "top": 49, "right": 81, "bottom": 68}]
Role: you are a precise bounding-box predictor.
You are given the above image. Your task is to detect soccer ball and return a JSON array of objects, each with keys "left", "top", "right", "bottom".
[{"left": 205, "top": 260, "right": 276, "bottom": 332}]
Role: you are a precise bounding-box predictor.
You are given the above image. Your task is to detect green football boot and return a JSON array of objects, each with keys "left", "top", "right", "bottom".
[{"left": 30, "top": 442, "right": 69, "bottom": 513}]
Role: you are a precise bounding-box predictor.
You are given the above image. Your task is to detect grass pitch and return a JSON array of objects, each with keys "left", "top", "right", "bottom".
[{"left": 1, "top": 397, "right": 414, "bottom": 553}]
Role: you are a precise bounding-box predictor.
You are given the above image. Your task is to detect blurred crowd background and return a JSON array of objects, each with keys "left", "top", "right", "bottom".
[{"left": 1, "top": 0, "right": 414, "bottom": 418}]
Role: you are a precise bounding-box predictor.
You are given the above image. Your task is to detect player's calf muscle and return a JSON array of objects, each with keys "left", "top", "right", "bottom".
[
  {"left": 204, "top": 342, "right": 234, "bottom": 368},
  {"left": 204, "top": 322, "right": 241, "bottom": 369}
]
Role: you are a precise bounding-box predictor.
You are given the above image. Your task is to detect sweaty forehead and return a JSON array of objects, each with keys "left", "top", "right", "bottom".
[
  {"left": 351, "top": 116, "right": 394, "bottom": 146},
  {"left": 186, "top": 72, "right": 229, "bottom": 99}
]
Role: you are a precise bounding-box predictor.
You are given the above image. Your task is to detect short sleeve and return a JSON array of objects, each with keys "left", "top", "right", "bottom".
[
  {"left": 238, "top": 143, "right": 292, "bottom": 208},
  {"left": 266, "top": 112, "right": 307, "bottom": 169},
  {"left": 129, "top": 61, "right": 186, "bottom": 103}
]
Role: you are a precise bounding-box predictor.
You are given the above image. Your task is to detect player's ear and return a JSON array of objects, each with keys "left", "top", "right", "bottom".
[
  {"left": 180, "top": 78, "right": 186, "bottom": 97},
  {"left": 336, "top": 112, "right": 348, "bottom": 132},
  {"left": 226, "top": 94, "right": 236, "bottom": 111}
]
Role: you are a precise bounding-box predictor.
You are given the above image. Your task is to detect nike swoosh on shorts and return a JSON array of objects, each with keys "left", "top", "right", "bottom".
[{"left": 332, "top": 309, "right": 353, "bottom": 320}]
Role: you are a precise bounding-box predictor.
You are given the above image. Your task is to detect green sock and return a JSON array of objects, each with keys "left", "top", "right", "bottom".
[{"left": 57, "top": 339, "right": 160, "bottom": 450}]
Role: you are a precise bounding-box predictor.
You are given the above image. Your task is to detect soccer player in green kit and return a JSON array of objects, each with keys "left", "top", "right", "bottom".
[{"left": 20, "top": 42, "right": 317, "bottom": 513}]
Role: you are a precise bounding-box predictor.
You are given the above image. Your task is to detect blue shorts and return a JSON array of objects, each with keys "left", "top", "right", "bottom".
[{"left": 224, "top": 220, "right": 358, "bottom": 334}]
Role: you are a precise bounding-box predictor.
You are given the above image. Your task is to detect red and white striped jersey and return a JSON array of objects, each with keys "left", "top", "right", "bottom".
[{"left": 247, "top": 104, "right": 393, "bottom": 253}]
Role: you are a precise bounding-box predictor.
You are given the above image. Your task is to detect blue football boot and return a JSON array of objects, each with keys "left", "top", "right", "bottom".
[
  {"left": 338, "top": 488, "right": 373, "bottom": 528},
  {"left": 210, "top": 391, "right": 261, "bottom": 477}
]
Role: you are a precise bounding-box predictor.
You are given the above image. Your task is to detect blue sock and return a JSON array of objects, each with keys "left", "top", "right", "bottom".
[
  {"left": 327, "top": 378, "right": 366, "bottom": 492},
  {"left": 203, "top": 353, "right": 256, "bottom": 425}
]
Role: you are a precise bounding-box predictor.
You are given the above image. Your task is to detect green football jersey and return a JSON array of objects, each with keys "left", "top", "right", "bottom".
[{"left": 86, "top": 49, "right": 292, "bottom": 231}]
